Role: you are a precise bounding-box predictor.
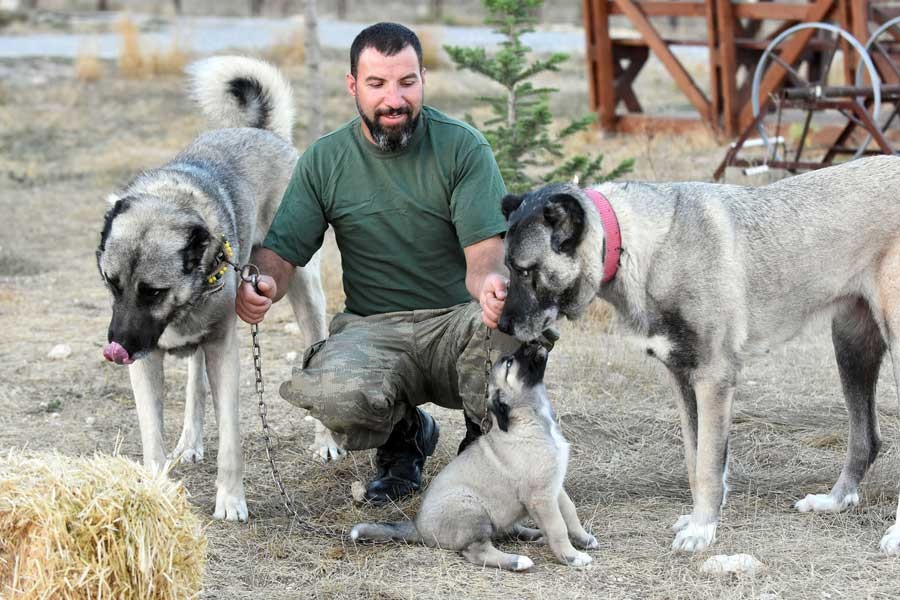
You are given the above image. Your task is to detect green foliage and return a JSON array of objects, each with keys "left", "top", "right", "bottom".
[{"left": 444, "top": 0, "right": 634, "bottom": 193}]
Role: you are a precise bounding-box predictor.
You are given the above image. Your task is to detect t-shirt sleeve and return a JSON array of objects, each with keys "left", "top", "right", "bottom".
[
  {"left": 449, "top": 142, "right": 508, "bottom": 248},
  {"left": 262, "top": 153, "right": 328, "bottom": 267}
]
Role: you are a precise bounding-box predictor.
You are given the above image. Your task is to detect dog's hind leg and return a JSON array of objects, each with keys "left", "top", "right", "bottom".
[
  {"left": 205, "top": 316, "right": 248, "bottom": 522},
  {"left": 796, "top": 298, "right": 884, "bottom": 514},
  {"left": 171, "top": 348, "right": 208, "bottom": 464},
  {"left": 461, "top": 540, "right": 534, "bottom": 571},
  {"left": 129, "top": 350, "right": 167, "bottom": 473}
]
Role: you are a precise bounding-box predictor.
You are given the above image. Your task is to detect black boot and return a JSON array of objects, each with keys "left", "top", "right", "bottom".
[
  {"left": 364, "top": 408, "right": 440, "bottom": 505},
  {"left": 457, "top": 413, "right": 483, "bottom": 455}
]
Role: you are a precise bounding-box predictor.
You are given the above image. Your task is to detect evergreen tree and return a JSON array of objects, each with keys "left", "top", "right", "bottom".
[{"left": 444, "top": 0, "right": 634, "bottom": 193}]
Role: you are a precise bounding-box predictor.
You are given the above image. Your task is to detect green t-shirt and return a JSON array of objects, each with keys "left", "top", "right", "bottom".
[{"left": 263, "top": 105, "right": 508, "bottom": 316}]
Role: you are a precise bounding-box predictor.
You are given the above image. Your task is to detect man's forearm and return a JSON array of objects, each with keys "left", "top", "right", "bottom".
[
  {"left": 464, "top": 236, "right": 507, "bottom": 299},
  {"left": 250, "top": 246, "right": 295, "bottom": 302}
]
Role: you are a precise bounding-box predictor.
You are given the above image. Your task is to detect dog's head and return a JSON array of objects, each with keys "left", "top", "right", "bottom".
[
  {"left": 488, "top": 341, "right": 549, "bottom": 431},
  {"left": 96, "top": 194, "right": 226, "bottom": 364},
  {"left": 498, "top": 184, "right": 589, "bottom": 341}
]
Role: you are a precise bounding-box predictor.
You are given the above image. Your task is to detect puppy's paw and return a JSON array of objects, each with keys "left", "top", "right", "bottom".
[
  {"left": 306, "top": 416, "right": 347, "bottom": 462},
  {"left": 880, "top": 524, "right": 900, "bottom": 555},
  {"left": 213, "top": 484, "right": 248, "bottom": 522},
  {"left": 795, "top": 492, "right": 859, "bottom": 513},
  {"left": 671, "top": 514, "right": 692, "bottom": 532},
  {"left": 562, "top": 551, "right": 593, "bottom": 567},
  {"left": 511, "top": 555, "right": 534, "bottom": 571},
  {"left": 171, "top": 437, "right": 204, "bottom": 464},
  {"left": 672, "top": 519, "right": 717, "bottom": 553},
  {"left": 574, "top": 533, "right": 599, "bottom": 550}
]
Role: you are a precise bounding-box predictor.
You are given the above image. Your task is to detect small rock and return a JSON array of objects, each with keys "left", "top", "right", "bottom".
[
  {"left": 350, "top": 481, "right": 366, "bottom": 504},
  {"left": 85, "top": 416, "right": 96, "bottom": 426},
  {"left": 701, "top": 554, "right": 766, "bottom": 578},
  {"left": 283, "top": 322, "right": 301, "bottom": 334},
  {"left": 285, "top": 351, "right": 298, "bottom": 362},
  {"left": 47, "top": 344, "right": 71, "bottom": 359}
]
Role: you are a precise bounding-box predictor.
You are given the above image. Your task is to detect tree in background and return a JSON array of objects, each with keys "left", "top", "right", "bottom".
[
  {"left": 444, "top": 0, "right": 634, "bottom": 193},
  {"left": 305, "top": 0, "right": 323, "bottom": 140}
]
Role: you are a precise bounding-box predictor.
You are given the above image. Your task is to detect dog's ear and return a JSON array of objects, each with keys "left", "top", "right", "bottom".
[
  {"left": 501, "top": 194, "right": 525, "bottom": 220},
  {"left": 543, "top": 193, "right": 586, "bottom": 256},
  {"left": 182, "top": 224, "right": 211, "bottom": 273},
  {"left": 526, "top": 344, "right": 548, "bottom": 385},
  {"left": 490, "top": 390, "right": 510, "bottom": 432}
]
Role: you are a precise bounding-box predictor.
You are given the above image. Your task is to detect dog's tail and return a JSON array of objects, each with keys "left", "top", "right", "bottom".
[
  {"left": 350, "top": 521, "right": 423, "bottom": 544},
  {"left": 188, "top": 55, "right": 295, "bottom": 142}
]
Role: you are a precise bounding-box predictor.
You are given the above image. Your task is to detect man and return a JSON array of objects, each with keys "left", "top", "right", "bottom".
[{"left": 236, "top": 22, "right": 519, "bottom": 505}]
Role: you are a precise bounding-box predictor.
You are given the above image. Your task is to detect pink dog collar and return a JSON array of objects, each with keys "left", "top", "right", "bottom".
[{"left": 584, "top": 188, "right": 621, "bottom": 284}]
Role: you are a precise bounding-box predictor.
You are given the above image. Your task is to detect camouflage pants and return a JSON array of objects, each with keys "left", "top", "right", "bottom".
[{"left": 278, "top": 301, "right": 520, "bottom": 451}]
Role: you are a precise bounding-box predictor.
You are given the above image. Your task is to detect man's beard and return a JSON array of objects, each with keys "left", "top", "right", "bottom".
[{"left": 358, "top": 101, "right": 421, "bottom": 152}]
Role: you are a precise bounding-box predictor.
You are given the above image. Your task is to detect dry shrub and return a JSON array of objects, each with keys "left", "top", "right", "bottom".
[
  {"left": 146, "top": 36, "right": 189, "bottom": 77},
  {"left": 74, "top": 43, "right": 103, "bottom": 82},
  {"left": 417, "top": 27, "right": 447, "bottom": 70},
  {"left": 267, "top": 26, "right": 305, "bottom": 67},
  {"left": 584, "top": 298, "right": 614, "bottom": 327},
  {"left": 116, "top": 16, "right": 143, "bottom": 78},
  {"left": 0, "top": 450, "right": 206, "bottom": 600},
  {"left": 116, "top": 16, "right": 188, "bottom": 78}
]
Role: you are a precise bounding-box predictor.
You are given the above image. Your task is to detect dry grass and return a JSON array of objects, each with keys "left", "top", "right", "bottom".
[
  {"left": 3, "top": 32, "right": 900, "bottom": 600},
  {"left": 417, "top": 27, "right": 449, "bottom": 71},
  {"left": 115, "top": 16, "right": 189, "bottom": 79}
]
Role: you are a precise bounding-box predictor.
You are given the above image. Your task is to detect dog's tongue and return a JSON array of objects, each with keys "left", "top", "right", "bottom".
[{"left": 103, "top": 342, "right": 133, "bottom": 365}]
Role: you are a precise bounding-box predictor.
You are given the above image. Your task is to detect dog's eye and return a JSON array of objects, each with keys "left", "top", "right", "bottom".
[
  {"left": 506, "top": 357, "right": 514, "bottom": 369},
  {"left": 513, "top": 265, "right": 531, "bottom": 278},
  {"left": 138, "top": 284, "right": 168, "bottom": 299}
]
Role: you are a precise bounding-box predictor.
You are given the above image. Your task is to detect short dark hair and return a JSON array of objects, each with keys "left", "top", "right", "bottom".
[{"left": 350, "top": 22, "right": 423, "bottom": 77}]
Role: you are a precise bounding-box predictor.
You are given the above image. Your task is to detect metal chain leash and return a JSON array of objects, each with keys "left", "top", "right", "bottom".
[
  {"left": 240, "top": 264, "right": 339, "bottom": 538},
  {"left": 480, "top": 327, "right": 494, "bottom": 434}
]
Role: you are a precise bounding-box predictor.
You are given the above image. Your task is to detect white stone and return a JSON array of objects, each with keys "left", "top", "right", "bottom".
[
  {"left": 350, "top": 481, "right": 366, "bottom": 503},
  {"left": 701, "top": 554, "right": 766, "bottom": 577},
  {"left": 47, "top": 344, "right": 71, "bottom": 359}
]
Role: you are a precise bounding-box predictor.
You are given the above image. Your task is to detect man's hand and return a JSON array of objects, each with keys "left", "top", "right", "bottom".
[
  {"left": 235, "top": 275, "right": 277, "bottom": 324},
  {"left": 479, "top": 273, "right": 507, "bottom": 329}
]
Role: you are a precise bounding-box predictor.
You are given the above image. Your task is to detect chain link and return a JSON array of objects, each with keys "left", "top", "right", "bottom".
[
  {"left": 244, "top": 270, "right": 338, "bottom": 538},
  {"left": 480, "top": 327, "right": 493, "bottom": 434}
]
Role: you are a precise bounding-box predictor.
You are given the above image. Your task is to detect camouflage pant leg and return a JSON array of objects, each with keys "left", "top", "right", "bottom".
[
  {"left": 413, "top": 301, "right": 520, "bottom": 423},
  {"left": 278, "top": 311, "right": 419, "bottom": 451}
]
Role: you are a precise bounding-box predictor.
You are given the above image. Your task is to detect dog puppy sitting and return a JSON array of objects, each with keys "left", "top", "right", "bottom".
[{"left": 350, "top": 342, "right": 597, "bottom": 571}]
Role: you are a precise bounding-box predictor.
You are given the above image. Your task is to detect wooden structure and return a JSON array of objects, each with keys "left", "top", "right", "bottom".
[{"left": 581, "top": 0, "right": 900, "bottom": 136}]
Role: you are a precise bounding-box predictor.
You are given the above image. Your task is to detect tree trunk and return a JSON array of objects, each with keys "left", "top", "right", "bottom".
[
  {"left": 97, "top": 0, "right": 108, "bottom": 10},
  {"left": 431, "top": 0, "right": 443, "bottom": 20},
  {"left": 250, "top": 0, "right": 264, "bottom": 16},
  {"left": 336, "top": 0, "right": 347, "bottom": 20},
  {"left": 173, "top": 0, "right": 182, "bottom": 15},
  {"left": 305, "top": 0, "right": 323, "bottom": 140}
]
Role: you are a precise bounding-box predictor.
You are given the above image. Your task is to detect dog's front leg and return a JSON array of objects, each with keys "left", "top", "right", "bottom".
[
  {"left": 672, "top": 378, "right": 734, "bottom": 552},
  {"left": 557, "top": 488, "right": 599, "bottom": 549},
  {"left": 171, "top": 347, "right": 207, "bottom": 464},
  {"left": 668, "top": 371, "right": 699, "bottom": 533},
  {"left": 205, "top": 319, "right": 248, "bottom": 522},
  {"left": 128, "top": 351, "right": 167, "bottom": 473},
  {"left": 526, "top": 493, "right": 592, "bottom": 567}
]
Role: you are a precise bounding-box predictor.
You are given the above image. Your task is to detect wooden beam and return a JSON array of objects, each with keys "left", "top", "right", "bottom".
[
  {"left": 613, "top": 0, "right": 712, "bottom": 122},
  {"left": 716, "top": 0, "right": 738, "bottom": 137},
  {"left": 737, "top": 0, "right": 838, "bottom": 130},
  {"left": 732, "top": 4, "right": 817, "bottom": 20},
  {"left": 584, "top": 0, "right": 617, "bottom": 130},
  {"left": 607, "top": 1, "right": 707, "bottom": 17}
]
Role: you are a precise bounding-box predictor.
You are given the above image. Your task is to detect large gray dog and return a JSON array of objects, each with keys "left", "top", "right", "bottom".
[
  {"left": 96, "top": 57, "right": 334, "bottom": 521},
  {"left": 498, "top": 155, "right": 900, "bottom": 554}
]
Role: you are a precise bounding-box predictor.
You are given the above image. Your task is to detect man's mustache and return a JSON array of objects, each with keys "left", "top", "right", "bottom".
[{"left": 375, "top": 106, "right": 412, "bottom": 118}]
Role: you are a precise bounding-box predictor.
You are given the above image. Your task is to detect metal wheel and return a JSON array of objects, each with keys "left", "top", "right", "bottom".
[
  {"left": 854, "top": 16, "right": 900, "bottom": 155},
  {"left": 751, "top": 22, "right": 880, "bottom": 161}
]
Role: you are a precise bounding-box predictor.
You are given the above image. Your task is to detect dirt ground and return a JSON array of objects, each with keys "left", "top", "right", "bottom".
[{"left": 3, "top": 13, "right": 900, "bottom": 600}]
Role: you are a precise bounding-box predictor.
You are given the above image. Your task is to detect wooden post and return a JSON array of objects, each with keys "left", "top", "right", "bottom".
[
  {"left": 583, "top": 0, "right": 617, "bottom": 130},
  {"left": 715, "top": 0, "right": 738, "bottom": 137}
]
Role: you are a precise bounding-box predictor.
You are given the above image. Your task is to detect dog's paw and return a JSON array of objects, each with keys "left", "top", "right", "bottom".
[
  {"left": 880, "top": 524, "right": 900, "bottom": 555},
  {"left": 794, "top": 492, "right": 859, "bottom": 513},
  {"left": 672, "top": 519, "right": 717, "bottom": 553},
  {"left": 574, "top": 533, "right": 599, "bottom": 550},
  {"left": 562, "top": 551, "right": 593, "bottom": 567},
  {"left": 170, "top": 436, "right": 204, "bottom": 464},
  {"left": 306, "top": 416, "right": 347, "bottom": 462},
  {"left": 511, "top": 555, "right": 534, "bottom": 571},
  {"left": 671, "top": 514, "right": 692, "bottom": 532},
  {"left": 213, "top": 484, "right": 248, "bottom": 522}
]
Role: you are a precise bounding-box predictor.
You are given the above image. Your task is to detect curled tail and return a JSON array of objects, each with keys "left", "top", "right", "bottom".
[
  {"left": 350, "top": 521, "right": 423, "bottom": 544},
  {"left": 187, "top": 55, "right": 295, "bottom": 142}
]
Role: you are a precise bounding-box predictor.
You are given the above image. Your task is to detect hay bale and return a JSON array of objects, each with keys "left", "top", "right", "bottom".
[{"left": 0, "top": 451, "right": 206, "bottom": 599}]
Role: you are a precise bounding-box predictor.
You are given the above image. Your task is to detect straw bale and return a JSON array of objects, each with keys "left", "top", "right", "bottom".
[{"left": 0, "top": 451, "right": 206, "bottom": 599}]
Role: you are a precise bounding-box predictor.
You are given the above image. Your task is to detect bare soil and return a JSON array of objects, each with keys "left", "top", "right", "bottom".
[{"left": 2, "top": 16, "right": 900, "bottom": 600}]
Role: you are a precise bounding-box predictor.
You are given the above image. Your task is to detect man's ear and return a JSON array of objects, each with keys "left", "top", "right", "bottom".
[
  {"left": 346, "top": 73, "right": 357, "bottom": 98},
  {"left": 501, "top": 194, "right": 525, "bottom": 220},
  {"left": 543, "top": 193, "right": 586, "bottom": 256},
  {"left": 490, "top": 390, "right": 510, "bottom": 432}
]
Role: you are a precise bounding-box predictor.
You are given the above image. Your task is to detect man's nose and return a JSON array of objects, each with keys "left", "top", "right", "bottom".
[{"left": 382, "top": 84, "right": 405, "bottom": 108}]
